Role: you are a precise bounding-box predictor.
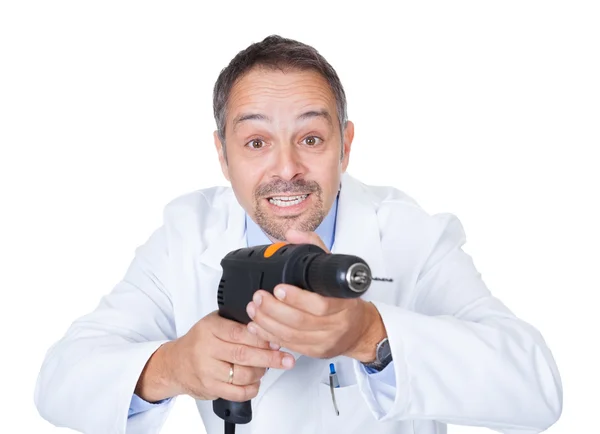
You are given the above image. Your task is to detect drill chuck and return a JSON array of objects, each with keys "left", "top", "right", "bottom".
[{"left": 305, "top": 252, "right": 372, "bottom": 296}]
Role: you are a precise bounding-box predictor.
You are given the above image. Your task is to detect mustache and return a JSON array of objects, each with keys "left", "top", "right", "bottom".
[{"left": 255, "top": 179, "right": 321, "bottom": 198}]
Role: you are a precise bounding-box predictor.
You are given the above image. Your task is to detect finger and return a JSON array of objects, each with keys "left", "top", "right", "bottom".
[
  {"left": 247, "top": 321, "right": 282, "bottom": 347},
  {"left": 212, "top": 316, "right": 271, "bottom": 350},
  {"left": 211, "top": 380, "right": 261, "bottom": 403},
  {"left": 248, "top": 305, "right": 322, "bottom": 348},
  {"left": 272, "top": 284, "right": 346, "bottom": 317},
  {"left": 217, "top": 341, "right": 296, "bottom": 370},
  {"left": 248, "top": 321, "right": 326, "bottom": 355},
  {"left": 284, "top": 229, "right": 329, "bottom": 253},
  {"left": 248, "top": 290, "right": 324, "bottom": 331},
  {"left": 214, "top": 360, "right": 267, "bottom": 386}
]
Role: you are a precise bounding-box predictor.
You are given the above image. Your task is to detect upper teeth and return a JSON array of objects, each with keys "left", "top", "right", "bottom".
[{"left": 269, "top": 194, "right": 308, "bottom": 207}]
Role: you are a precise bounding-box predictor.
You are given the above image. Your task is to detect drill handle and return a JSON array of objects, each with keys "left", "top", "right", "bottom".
[{"left": 213, "top": 398, "right": 252, "bottom": 425}]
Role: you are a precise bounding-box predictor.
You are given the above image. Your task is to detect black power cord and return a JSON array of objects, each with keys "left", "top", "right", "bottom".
[{"left": 224, "top": 421, "right": 236, "bottom": 434}]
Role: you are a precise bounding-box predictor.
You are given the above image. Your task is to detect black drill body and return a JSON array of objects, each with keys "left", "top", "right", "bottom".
[{"left": 213, "top": 242, "right": 373, "bottom": 429}]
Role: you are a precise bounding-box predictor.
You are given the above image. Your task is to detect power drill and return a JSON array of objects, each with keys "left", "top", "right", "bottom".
[{"left": 212, "top": 242, "right": 389, "bottom": 433}]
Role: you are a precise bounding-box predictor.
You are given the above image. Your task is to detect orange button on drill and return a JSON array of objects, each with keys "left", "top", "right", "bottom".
[{"left": 264, "top": 242, "right": 288, "bottom": 258}]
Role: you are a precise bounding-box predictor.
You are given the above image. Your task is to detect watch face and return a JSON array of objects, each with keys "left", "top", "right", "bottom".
[{"left": 377, "top": 338, "right": 392, "bottom": 363}]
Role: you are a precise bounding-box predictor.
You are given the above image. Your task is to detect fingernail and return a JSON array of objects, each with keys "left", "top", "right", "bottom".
[
  {"left": 248, "top": 324, "right": 256, "bottom": 335},
  {"left": 253, "top": 292, "right": 262, "bottom": 306},
  {"left": 274, "top": 287, "right": 286, "bottom": 300},
  {"left": 247, "top": 303, "right": 255, "bottom": 319},
  {"left": 269, "top": 342, "right": 280, "bottom": 350},
  {"left": 282, "top": 356, "right": 294, "bottom": 369}
]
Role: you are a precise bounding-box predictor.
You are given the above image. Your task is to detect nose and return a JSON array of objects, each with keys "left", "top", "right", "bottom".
[{"left": 270, "top": 143, "right": 306, "bottom": 181}]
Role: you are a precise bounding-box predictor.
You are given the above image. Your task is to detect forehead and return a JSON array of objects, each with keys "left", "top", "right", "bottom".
[{"left": 227, "top": 67, "right": 337, "bottom": 119}]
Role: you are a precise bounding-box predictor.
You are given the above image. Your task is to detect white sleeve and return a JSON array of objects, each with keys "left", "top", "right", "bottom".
[
  {"left": 34, "top": 223, "right": 177, "bottom": 434},
  {"left": 353, "top": 213, "right": 563, "bottom": 433}
]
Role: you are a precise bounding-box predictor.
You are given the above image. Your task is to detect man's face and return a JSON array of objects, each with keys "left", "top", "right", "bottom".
[{"left": 214, "top": 67, "right": 354, "bottom": 242}]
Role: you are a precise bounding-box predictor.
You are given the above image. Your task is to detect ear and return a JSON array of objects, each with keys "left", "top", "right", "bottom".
[
  {"left": 341, "top": 120, "right": 354, "bottom": 173},
  {"left": 214, "top": 130, "right": 230, "bottom": 181}
]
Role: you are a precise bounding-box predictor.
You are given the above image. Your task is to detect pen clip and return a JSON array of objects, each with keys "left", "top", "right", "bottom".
[{"left": 328, "top": 363, "right": 340, "bottom": 416}]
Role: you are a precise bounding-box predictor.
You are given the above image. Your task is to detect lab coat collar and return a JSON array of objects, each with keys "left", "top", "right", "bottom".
[{"left": 198, "top": 171, "right": 388, "bottom": 299}]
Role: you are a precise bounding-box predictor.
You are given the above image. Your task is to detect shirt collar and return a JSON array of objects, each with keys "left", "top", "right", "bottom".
[{"left": 245, "top": 194, "right": 339, "bottom": 250}]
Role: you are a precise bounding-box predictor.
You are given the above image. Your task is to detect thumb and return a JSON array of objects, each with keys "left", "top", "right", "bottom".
[{"left": 285, "top": 229, "right": 329, "bottom": 253}]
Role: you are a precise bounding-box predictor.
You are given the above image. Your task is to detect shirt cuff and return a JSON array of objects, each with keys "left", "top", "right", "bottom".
[
  {"left": 363, "top": 361, "right": 396, "bottom": 386},
  {"left": 128, "top": 393, "right": 172, "bottom": 418}
]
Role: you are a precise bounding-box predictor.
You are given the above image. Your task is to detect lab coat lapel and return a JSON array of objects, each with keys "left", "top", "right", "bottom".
[{"left": 197, "top": 189, "right": 247, "bottom": 271}]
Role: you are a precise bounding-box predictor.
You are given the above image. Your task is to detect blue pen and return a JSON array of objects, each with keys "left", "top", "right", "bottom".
[{"left": 328, "top": 363, "right": 340, "bottom": 415}]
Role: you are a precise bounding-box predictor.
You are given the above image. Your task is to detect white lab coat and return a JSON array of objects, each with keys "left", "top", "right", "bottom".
[{"left": 34, "top": 172, "right": 562, "bottom": 434}]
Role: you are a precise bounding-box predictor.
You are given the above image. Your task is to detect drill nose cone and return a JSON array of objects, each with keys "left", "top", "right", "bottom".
[{"left": 346, "top": 263, "right": 372, "bottom": 293}]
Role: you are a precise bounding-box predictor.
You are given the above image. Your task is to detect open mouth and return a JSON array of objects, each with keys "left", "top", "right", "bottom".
[{"left": 267, "top": 194, "right": 309, "bottom": 208}]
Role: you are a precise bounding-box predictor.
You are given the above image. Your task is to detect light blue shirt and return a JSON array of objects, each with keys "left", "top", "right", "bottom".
[{"left": 128, "top": 194, "right": 392, "bottom": 417}]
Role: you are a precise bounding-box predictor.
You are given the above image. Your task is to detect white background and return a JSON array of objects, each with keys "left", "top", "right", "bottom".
[{"left": 1, "top": 1, "right": 598, "bottom": 433}]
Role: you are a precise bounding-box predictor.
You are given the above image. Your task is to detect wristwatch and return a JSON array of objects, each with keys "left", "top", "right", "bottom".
[{"left": 363, "top": 337, "right": 392, "bottom": 371}]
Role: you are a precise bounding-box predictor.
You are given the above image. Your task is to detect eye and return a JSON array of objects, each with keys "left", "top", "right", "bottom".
[
  {"left": 302, "top": 136, "right": 322, "bottom": 146},
  {"left": 246, "top": 138, "right": 265, "bottom": 149}
]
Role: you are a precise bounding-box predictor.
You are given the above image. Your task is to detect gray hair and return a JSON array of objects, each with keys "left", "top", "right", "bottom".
[{"left": 212, "top": 35, "right": 348, "bottom": 159}]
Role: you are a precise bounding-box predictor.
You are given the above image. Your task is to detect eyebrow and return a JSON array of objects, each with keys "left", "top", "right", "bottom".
[
  {"left": 232, "top": 113, "right": 269, "bottom": 132},
  {"left": 297, "top": 109, "right": 333, "bottom": 127},
  {"left": 232, "top": 109, "right": 333, "bottom": 131}
]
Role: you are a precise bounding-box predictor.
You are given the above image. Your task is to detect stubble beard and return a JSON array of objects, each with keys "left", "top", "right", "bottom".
[{"left": 253, "top": 179, "right": 326, "bottom": 241}]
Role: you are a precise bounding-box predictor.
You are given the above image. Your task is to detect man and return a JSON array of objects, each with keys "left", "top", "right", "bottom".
[{"left": 34, "top": 35, "right": 562, "bottom": 434}]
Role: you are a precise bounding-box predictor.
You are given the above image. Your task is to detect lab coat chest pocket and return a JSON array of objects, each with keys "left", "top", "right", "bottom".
[
  {"left": 317, "top": 359, "right": 414, "bottom": 434},
  {"left": 316, "top": 382, "right": 414, "bottom": 434}
]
